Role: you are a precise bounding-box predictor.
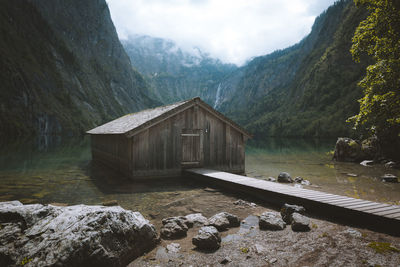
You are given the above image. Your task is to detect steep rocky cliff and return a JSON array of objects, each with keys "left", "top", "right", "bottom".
[
  {"left": 0, "top": 0, "right": 156, "bottom": 137},
  {"left": 219, "top": 0, "right": 369, "bottom": 137}
]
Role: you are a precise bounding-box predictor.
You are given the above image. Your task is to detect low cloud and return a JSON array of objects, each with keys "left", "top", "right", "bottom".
[{"left": 107, "top": 0, "right": 336, "bottom": 65}]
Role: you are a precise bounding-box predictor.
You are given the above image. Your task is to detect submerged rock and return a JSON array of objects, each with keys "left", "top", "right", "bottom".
[
  {"left": 360, "top": 160, "right": 374, "bottom": 167},
  {"left": 208, "top": 212, "right": 240, "bottom": 231},
  {"left": 160, "top": 216, "right": 190, "bottom": 239},
  {"left": 381, "top": 174, "right": 398, "bottom": 183},
  {"left": 259, "top": 212, "right": 286, "bottom": 230},
  {"left": 291, "top": 212, "right": 311, "bottom": 232},
  {"left": 192, "top": 226, "right": 221, "bottom": 250},
  {"left": 0, "top": 201, "right": 158, "bottom": 267},
  {"left": 280, "top": 204, "right": 306, "bottom": 224},
  {"left": 277, "top": 172, "right": 293, "bottom": 183}
]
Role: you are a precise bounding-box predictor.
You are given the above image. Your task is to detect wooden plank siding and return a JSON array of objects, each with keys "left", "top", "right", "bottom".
[{"left": 91, "top": 103, "right": 247, "bottom": 179}]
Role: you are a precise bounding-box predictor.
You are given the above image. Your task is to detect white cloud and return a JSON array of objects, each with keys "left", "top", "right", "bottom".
[{"left": 107, "top": 0, "right": 337, "bottom": 65}]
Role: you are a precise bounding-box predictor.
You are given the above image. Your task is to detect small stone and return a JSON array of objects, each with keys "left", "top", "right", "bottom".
[
  {"left": 269, "top": 258, "right": 278, "bottom": 264},
  {"left": 381, "top": 174, "right": 398, "bottom": 183},
  {"left": 280, "top": 204, "right": 306, "bottom": 224},
  {"left": 102, "top": 200, "right": 118, "bottom": 206},
  {"left": 291, "top": 213, "right": 311, "bottom": 232},
  {"left": 233, "top": 199, "right": 257, "bottom": 207},
  {"left": 246, "top": 255, "right": 251, "bottom": 259},
  {"left": 344, "top": 228, "right": 362, "bottom": 238},
  {"left": 220, "top": 257, "right": 231, "bottom": 264},
  {"left": 360, "top": 160, "right": 374, "bottom": 167},
  {"left": 204, "top": 187, "right": 219, "bottom": 192},
  {"left": 277, "top": 172, "right": 293, "bottom": 183},
  {"left": 346, "top": 173, "right": 358, "bottom": 177},
  {"left": 267, "top": 177, "right": 277, "bottom": 182},
  {"left": 166, "top": 243, "right": 181, "bottom": 253},
  {"left": 301, "top": 180, "right": 311, "bottom": 186},
  {"left": 385, "top": 161, "right": 398, "bottom": 168},
  {"left": 208, "top": 212, "right": 240, "bottom": 231},
  {"left": 259, "top": 212, "right": 286, "bottom": 230},
  {"left": 192, "top": 226, "right": 221, "bottom": 250},
  {"left": 294, "top": 176, "right": 303, "bottom": 183},
  {"left": 254, "top": 244, "right": 266, "bottom": 254}
]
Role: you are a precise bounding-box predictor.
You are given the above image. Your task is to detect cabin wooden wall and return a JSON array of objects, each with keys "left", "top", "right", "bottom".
[
  {"left": 91, "top": 134, "right": 131, "bottom": 177},
  {"left": 128, "top": 104, "right": 246, "bottom": 179}
]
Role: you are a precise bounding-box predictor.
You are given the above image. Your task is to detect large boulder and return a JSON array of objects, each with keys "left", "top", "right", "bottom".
[
  {"left": 333, "top": 137, "right": 379, "bottom": 162},
  {"left": 259, "top": 212, "right": 286, "bottom": 230},
  {"left": 280, "top": 204, "right": 306, "bottom": 224},
  {"left": 185, "top": 213, "right": 208, "bottom": 227},
  {"left": 160, "top": 216, "right": 190, "bottom": 239},
  {"left": 207, "top": 212, "right": 240, "bottom": 231},
  {"left": 192, "top": 226, "right": 221, "bottom": 250},
  {"left": 0, "top": 201, "right": 158, "bottom": 267}
]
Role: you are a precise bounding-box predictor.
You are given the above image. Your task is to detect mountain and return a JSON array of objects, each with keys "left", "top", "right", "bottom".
[
  {"left": 219, "top": 0, "right": 369, "bottom": 138},
  {"left": 122, "top": 35, "right": 237, "bottom": 106},
  {"left": 0, "top": 0, "right": 157, "bottom": 137}
]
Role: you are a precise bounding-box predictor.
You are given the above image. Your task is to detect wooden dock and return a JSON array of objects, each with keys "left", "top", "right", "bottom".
[{"left": 185, "top": 168, "right": 400, "bottom": 236}]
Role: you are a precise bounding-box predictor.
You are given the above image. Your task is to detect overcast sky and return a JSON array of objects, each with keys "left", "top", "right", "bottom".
[{"left": 107, "top": 0, "right": 337, "bottom": 65}]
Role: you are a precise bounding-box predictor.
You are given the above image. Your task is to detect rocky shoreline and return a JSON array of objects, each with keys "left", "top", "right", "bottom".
[{"left": 1, "top": 199, "right": 400, "bottom": 267}]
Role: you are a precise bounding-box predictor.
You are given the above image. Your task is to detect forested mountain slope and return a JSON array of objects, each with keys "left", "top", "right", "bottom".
[
  {"left": 0, "top": 0, "right": 156, "bottom": 137},
  {"left": 122, "top": 35, "right": 237, "bottom": 106},
  {"left": 220, "top": 0, "right": 369, "bottom": 138}
]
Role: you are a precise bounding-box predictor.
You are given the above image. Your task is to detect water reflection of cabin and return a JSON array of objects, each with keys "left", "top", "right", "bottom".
[{"left": 87, "top": 97, "right": 251, "bottom": 179}]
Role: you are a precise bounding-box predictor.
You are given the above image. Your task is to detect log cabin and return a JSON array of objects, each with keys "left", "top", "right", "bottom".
[{"left": 87, "top": 97, "right": 251, "bottom": 179}]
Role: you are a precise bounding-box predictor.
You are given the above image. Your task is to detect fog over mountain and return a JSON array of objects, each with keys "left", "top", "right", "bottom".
[{"left": 107, "top": 0, "right": 337, "bottom": 65}]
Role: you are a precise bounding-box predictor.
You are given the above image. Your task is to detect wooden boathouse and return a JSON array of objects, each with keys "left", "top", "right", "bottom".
[{"left": 87, "top": 97, "right": 251, "bottom": 179}]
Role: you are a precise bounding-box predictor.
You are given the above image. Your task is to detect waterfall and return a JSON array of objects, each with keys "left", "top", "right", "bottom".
[{"left": 214, "top": 83, "right": 222, "bottom": 109}]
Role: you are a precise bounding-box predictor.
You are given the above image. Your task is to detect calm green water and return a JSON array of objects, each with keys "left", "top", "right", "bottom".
[
  {"left": 246, "top": 138, "right": 400, "bottom": 204},
  {"left": 0, "top": 136, "right": 399, "bottom": 214}
]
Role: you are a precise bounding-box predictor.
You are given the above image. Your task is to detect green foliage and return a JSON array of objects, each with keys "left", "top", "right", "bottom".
[
  {"left": 348, "top": 0, "right": 400, "bottom": 156},
  {"left": 367, "top": 242, "right": 400, "bottom": 254}
]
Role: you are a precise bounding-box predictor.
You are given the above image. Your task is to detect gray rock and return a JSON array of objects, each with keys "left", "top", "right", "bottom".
[
  {"left": 267, "top": 177, "right": 277, "bottom": 182},
  {"left": 207, "top": 212, "right": 240, "bottom": 231},
  {"left": 280, "top": 204, "right": 306, "bottom": 224},
  {"left": 259, "top": 212, "right": 286, "bottom": 230},
  {"left": 360, "top": 160, "right": 374, "bottom": 167},
  {"left": 160, "top": 216, "right": 190, "bottom": 239},
  {"left": 344, "top": 228, "right": 362, "bottom": 238},
  {"left": 277, "top": 172, "right": 293, "bottom": 183},
  {"left": 291, "top": 212, "right": 311, "bottom": 232},
  {"left": 166, "top": 243, "right": 181, "bottom": 253},
  {"left": 185, "top": 213, "right": 208, "bottom": 227},
  {"left": 301, "top": 179, "right": 311, "bottom": 186},
  {"left": 0, "top": 201, "right": 158, "bottom": 267},
  {"left": 381, "top": 174, "right": 398, "bottom": 183},
  {"left": 220, "top": 256, "right": 231, "bottom": 264},
  {"left": 385, "top": 161, "right": 398, "bottom": 168},
  {"left": 233, "top": 199, "right": 257, "bottom": 207},
  {"left": 192, "top": 226, "right": 221, "bottom": 250},
  {"left": 333, "top": 137, "right": 378, "bottom": 162},
  {"left": 294, "top": 176, "right": 303, "bottom": 183}
]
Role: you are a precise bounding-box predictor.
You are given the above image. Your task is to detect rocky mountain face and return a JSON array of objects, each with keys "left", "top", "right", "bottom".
[
  {"left": 0, "top": 0, "right": 157, "bottom": 137},
  {"left": 219, "top": 0, "right": 369, "bottom": 137},
  {"left": 122, "top": 35, "right": 237, "bottom": 106}
]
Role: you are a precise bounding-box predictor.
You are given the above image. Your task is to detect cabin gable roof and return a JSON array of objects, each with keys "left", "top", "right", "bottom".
[{"left": 86, "top": 97, "right": 251, "bottom": 138}]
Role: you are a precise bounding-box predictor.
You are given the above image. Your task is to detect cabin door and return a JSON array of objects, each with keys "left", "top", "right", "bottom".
[{"left": 181, "top": 129, "right": 203, "bottom": 168}]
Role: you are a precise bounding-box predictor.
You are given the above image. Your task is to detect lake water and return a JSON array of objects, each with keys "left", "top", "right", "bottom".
[{"left": 0, "top": 136, "right": 399, "bottom": 221}]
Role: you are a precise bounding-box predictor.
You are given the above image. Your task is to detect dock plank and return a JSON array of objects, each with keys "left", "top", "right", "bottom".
[{"left": 185, "top": 168, "right": 400, "bottom": 234}]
